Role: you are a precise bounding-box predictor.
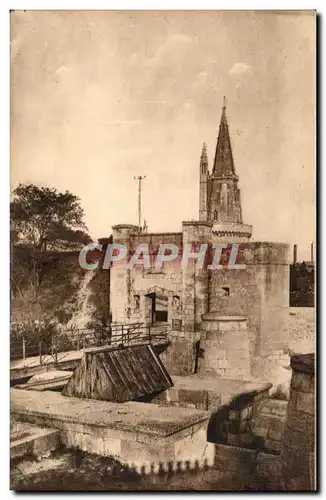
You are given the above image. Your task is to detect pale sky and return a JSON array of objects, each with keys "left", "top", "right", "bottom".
[{"left": 11, "top": 10, "right": 315, "bottom": 260}]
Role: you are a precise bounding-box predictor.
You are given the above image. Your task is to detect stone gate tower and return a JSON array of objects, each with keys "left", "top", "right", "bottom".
[
  {"left": 110, "top": 97, "right": 290, "bottom": 365},
  {"left": 199, "top": 98, "right": 252, "bottom": 241}
]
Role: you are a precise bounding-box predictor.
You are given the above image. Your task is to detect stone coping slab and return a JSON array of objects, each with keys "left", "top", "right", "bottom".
[
  {"left": 171, "top": 374, "right": 272, "bottom": 407},
  {"left": 11, "top": 389, "right": 209, "bottom": 440}
]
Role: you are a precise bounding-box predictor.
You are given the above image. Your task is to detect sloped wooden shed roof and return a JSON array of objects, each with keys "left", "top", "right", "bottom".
[{"left": 62, "top": 344, "right": 173, "bottom": 403}]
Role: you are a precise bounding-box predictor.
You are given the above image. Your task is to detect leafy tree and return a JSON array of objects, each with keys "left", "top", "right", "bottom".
[
  {"left": 10, "top": 184, "right": 91, "bottom": 324},
  {"left": 11, "top": 183, "right": 90, "bottom": 252}
]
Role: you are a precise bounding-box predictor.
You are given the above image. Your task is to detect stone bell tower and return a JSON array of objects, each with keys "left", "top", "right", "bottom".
[{"left": 199, "top": 98, "right": 252, "bottom": 241}]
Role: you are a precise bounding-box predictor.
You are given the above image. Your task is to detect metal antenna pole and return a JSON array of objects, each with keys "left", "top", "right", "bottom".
[{"left": 134, "top": 175, "right": 146, "bottom": 231}]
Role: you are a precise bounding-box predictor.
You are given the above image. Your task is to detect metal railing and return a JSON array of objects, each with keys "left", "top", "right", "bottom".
[{"left": 10, "top": 322, "right": 169, "bottom": 364}]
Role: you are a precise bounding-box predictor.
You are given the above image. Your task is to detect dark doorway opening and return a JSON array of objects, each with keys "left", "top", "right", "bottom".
[
  {"left": 145, "top": 291, "right": 168, "bottom": 325},
  {"left": 155, "top": 310, "right": 168, "bottom": 322}
]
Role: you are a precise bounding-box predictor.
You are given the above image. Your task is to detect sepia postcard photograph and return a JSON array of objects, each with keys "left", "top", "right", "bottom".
[{"left": 9, "top": 9, "right": 316, "bottom": 492}]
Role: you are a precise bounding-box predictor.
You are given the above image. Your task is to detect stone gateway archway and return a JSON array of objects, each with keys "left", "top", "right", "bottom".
[{"left": 135, "top": 286, "right": 180, "bottom": 328}]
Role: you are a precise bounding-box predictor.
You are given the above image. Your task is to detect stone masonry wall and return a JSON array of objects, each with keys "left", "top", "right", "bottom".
[
  {"left": 182, "top": 221, "right": 212, "bottom": 333},
  {"left": 199, "top": 314, "right": 250, "bottom": 379},
  {"left": 159, "top": 332, "right": 200, "bottom": 376},
  {"left": 110, "top": 225, "right": 139, "bottom": 323},
  {"left": 280, "top": 353, "right": 315, "bottom": 491},
  {"left": 110, "top": 226, "right": 290, "bottom": 365},
  {"left": 110, "top": 229, "right": 183, "bottom": 324},
  {"left": 212, "top": 394, "right": 286, "bottom": 455},
  {"left": 250, "top": 399, "right": 287, "bottom": 454},
  {"left": 209, "top": 241, "right": 290, "bottom": 356},
  {"left": 260, "top": 261, "right": 290, "bottom": 353}
]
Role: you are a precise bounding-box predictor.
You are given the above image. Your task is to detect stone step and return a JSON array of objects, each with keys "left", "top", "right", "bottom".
[{"left": 10, "top": 423, "right": 60, "bottom": 460}]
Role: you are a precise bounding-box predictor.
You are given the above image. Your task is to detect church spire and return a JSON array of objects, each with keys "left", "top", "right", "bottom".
[
  {"left": 200, "top": 142, "right": 208, "bottom": 168},
  {"left": 212, "top": 97, "right": 236, "bottom": 178},
  {"left": 199, "top": 142, "right": 209, "bottom": 221},
  {"left": 198, "top": 98, "right": 252, "bottom": 238}
]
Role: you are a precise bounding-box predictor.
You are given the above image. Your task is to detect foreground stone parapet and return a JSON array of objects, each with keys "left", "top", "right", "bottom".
[
  {"left": 11, "top": 389, "right": 214, "bottom": 472},
  {"left": 199, "top": 314, "right": 250, "bottom": 379},
  {"left": 280, "top": 353, "right": 315, "bottom": 491}
]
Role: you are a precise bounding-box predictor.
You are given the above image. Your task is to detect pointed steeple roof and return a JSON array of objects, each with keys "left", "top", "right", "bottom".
[{"left": 212, "top": 97, "right": 236, "bottom": 178}]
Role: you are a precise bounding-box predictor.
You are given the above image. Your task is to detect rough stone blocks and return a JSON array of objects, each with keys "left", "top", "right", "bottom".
[
  {"left": 291, "top": 371, "right": 314, "bottom": 393},
  {"left": 200, "top": 315, "right": 251, "bottom": 379},
  {"left": 295, "top": 392, "right": 315, "bottom": 414},
  {"left": 10, "top": 427, "right": 60, "bottom": 460},
  {"left": 214, "top": 443, "right": 256, "bottom": 474},
  {"left": 280, "top": 354, "right": 316, "bottom": 491}
]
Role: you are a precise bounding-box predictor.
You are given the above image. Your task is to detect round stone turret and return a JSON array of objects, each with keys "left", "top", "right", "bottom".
[{"left": 199, "top": 313, "right": 251, "bottom": 379}]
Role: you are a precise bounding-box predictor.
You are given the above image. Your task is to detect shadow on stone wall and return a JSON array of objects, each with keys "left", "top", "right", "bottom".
[{"left": 11, "top": 445, "right": 273, "bottom": 491}]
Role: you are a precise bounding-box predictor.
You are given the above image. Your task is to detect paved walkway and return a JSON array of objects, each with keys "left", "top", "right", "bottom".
[
  {"left": 11, "top": 350, "right": 83, "bottom": 371},
  {"left": 10, "top": 350, "right": 83, "bottom": 381}
]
